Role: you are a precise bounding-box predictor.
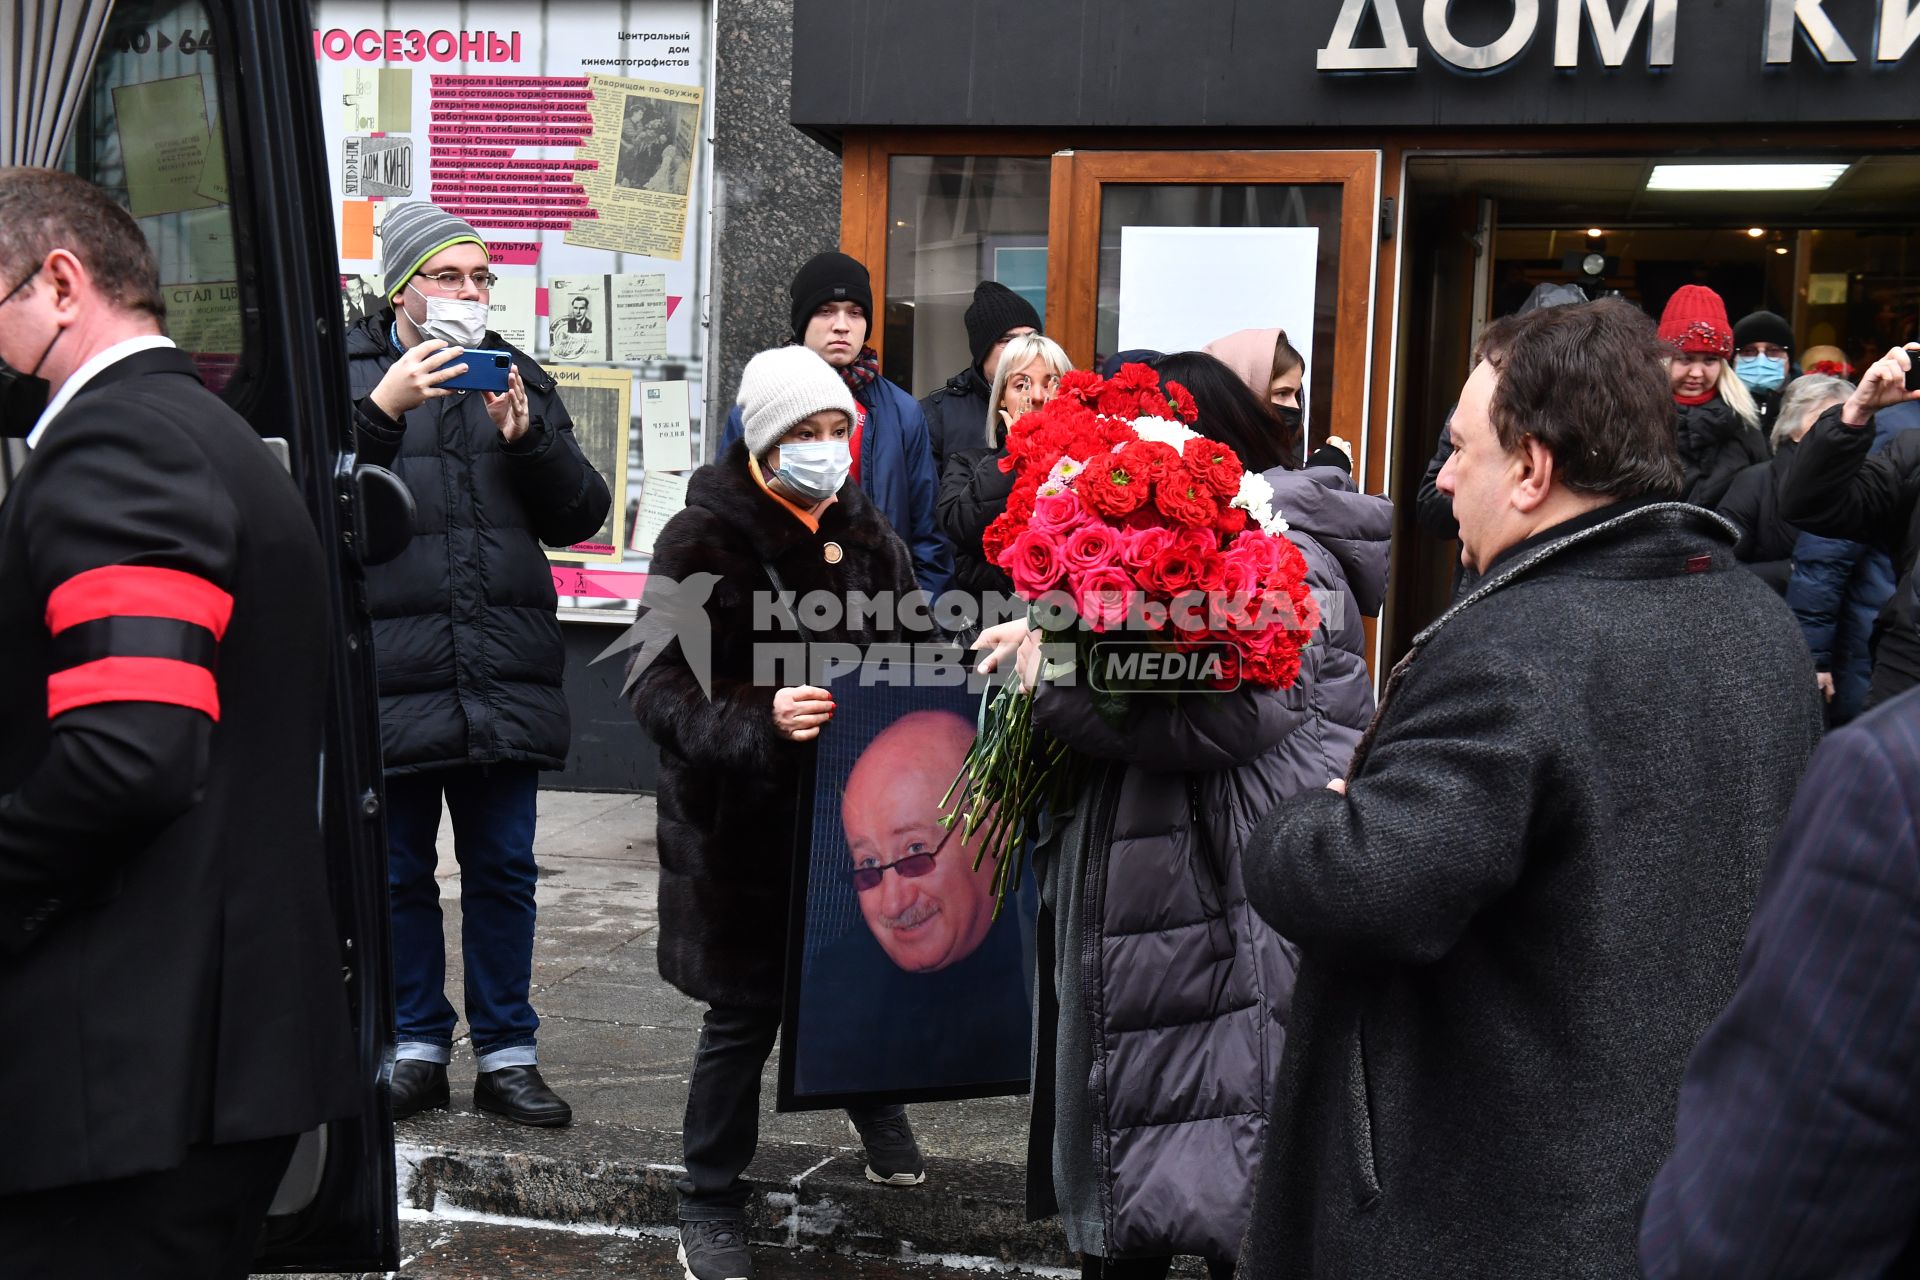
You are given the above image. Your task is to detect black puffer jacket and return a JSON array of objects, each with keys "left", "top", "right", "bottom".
[
  {"left": 1717, "top": 438, "right": 1799, "bottom": 594},
  {"left": 1677, "top": 397, "right": 1770, "bottom": 509},
  {"left": 919, "top": 366, "right": 992, "bottom": 474},
  {"left": 937, "top": 444, "right": 1016, "bottom": 601},
  {"left": 632, "top": 443, "right": 916, "bottom": 1009},
  {"left": 348, "top": 312, "right": 612, "bottom": 774}
]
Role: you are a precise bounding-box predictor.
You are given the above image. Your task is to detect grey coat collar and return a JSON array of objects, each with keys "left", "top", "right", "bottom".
[{"left": 1348, "top": 500, "right": 1736, "bottom": 782}]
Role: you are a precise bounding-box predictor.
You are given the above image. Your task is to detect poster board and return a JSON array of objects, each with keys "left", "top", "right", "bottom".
[
  {"left": 547, "top": 365, "right": 632, "bottom": 562},
  {"left": 1116, "top": 226, "right": 1319, "bottom": 394},
  {"left": 778, "top": 671, "right": 1037, "bottom": 1111}
]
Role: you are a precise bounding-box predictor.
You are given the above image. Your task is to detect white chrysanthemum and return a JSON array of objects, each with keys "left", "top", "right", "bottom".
[
  {"left": 1261, "top": 510, "right": 1291, "bottom": 536},
  {"left": 1129, "top": 416, "right": 1200, "bottom": 449},
  {"left": 1229, "top": 471, "right": 1275, "bottom": 517}
]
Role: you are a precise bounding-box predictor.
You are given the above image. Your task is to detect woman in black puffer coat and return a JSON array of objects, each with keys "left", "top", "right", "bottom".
[
  {"left": 1659, "top": 285, "right": 1769, "bottom": 508},
  {"left": 937, "top": 334, "right": 1072, "bottom": 630}
]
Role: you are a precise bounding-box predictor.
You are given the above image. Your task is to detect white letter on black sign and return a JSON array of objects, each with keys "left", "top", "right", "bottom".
[
  {"left": 1425, "top": 0, "right": 1541, "bottom": 72},
  {"left": 1880, "top": 0, "right": 1920, "bottom": 61},
  {"left": 1766, "top": 0, "right": 1858, "bottom": 63},
  {"left": 1553, "top": 0, "right": 1676, "bottom": 66},
  {"left": 1318, "top": 0, "right": 1420, "bottom": 69}
]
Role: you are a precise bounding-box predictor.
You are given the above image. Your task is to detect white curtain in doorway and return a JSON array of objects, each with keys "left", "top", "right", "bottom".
[{"left": 2, "top": 0, "right": 113, "bottom": 166}]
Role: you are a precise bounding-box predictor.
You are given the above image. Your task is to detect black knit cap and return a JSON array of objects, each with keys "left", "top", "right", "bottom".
[
  {"left": 1733, "top": 310, "right": 1794, "bottom": 352},
  {"left": 790, "top": 252, "right": 873, "bottom": 341},
  {"left": 965, "top": 281, "right": 1043, "bottom": 371}
]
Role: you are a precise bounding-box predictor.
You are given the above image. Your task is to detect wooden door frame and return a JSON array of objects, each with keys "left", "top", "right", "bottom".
[{"left": 1045, "top": 148, "right": 1381, "bottom": 483}]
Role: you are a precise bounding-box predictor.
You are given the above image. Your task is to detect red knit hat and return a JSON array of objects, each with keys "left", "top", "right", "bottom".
[{"left": 1658, "top": 285, "right": 1734, "bottom": 357}]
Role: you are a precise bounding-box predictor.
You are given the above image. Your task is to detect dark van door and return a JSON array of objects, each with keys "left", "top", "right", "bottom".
[{"left": 24, "top": 0, "right": 399, "bottom": 1268}]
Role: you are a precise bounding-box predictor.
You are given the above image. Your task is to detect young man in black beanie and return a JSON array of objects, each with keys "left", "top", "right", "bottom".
[
  {"left": 920, "top": 281, "right": 1042, "bottom": 474},
  {"left": 1733, "top": 309, "right": 1797, "bottom": 434},
  {"left": 720, "top": 251, "right": 952, "bottom": 600}
]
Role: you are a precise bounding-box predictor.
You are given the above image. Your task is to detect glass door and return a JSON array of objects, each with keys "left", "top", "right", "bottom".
[{"left": 1046, "top": 150, "right": 1381, "bottom": 470}]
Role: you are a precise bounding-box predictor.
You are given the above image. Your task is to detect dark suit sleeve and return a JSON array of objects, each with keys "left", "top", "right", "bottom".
[
  {"left": 1413, "top": 417, "right": 1459, "bottom": 539},
  {"left": 504, "top": 383, "right": 615, "bottom": 549},
  {"left": 1640, "top": 723, "right": 1920, "bottom": 1279},
  {"left": 352, "top": 394, "right": 405, "bottom": 469},
  {"left": 1241, "top": 654, "right": 1552, "bottom": 969},
  {"left": 1779, "top": 404, "right": 1914, "bottom": 552},
  {"left": 0, "top": 415, "right": 236, "bottom": 936}
]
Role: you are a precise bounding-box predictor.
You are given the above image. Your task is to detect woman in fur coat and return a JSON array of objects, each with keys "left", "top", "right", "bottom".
[{"left": 629, "top": 345, "right": 924, "bottom": 1280}]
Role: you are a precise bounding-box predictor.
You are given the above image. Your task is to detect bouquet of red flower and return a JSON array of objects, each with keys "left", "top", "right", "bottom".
[{"left": 946, "top": 363, "right": 1319, "bottom": 914}]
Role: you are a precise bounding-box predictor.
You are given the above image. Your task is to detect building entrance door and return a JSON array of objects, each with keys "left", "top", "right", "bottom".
[{"left": 1044, "top": 150, "right": 1383, "bottom": 478}]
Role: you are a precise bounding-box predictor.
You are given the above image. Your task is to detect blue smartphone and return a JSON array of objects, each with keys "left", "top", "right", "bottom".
[{"left": 442, "top": 348, "right": 513, "bottom": 394}]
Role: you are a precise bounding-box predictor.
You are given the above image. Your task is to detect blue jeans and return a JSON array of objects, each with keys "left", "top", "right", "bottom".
[{"left": 386, "top": 764, "right": 540, "bottom": 1071}]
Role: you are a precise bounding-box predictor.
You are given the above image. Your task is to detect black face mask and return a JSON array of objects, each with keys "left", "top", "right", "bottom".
[
  {"left": 1274, "top": 403, "right": 1304, "bottom": 435},
  {"left": 0, "top": 264, "right": 59, "bottom": 439}
]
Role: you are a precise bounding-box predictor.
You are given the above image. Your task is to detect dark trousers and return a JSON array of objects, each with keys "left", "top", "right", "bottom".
[
  {"left": 679, "top": 1003, "right": 902, "bottom": 1219},
  {"left": 0, "top": 1134, "right": 298, "bottom": 1279},
  {"left": 386, "top": 764, "right": 541, "bottom": 1066},
  {"left": 1081, "top": 1257, "right": 1235, "bottom": 1279}
]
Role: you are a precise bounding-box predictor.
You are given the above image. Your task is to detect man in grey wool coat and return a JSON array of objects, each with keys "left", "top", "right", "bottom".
[{"left": 1236, "top": 297, "right": 1824, "bottom": 1280}]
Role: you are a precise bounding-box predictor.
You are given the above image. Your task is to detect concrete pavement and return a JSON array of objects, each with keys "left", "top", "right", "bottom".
[{"left": 386, "top": 790, "right": 1067, "bottom": 1269}]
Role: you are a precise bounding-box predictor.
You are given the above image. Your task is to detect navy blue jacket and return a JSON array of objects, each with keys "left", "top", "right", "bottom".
[
  {"left": 1786, "top": 402, "right": 1920, "bottom": 723},
  {"left": 1641, "top": 687, "right": 1920, "bottom": 1279},
  {"left": 722, "top": 372, "right": 951, "bottom": 599}
]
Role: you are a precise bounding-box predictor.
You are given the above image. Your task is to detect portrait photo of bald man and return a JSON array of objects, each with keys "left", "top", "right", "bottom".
[{"left": 785, "top": 691, "right": 1035, "bottom": 1104}]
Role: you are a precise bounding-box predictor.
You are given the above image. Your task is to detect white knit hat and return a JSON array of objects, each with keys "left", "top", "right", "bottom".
[{"left": 737, "top": 346, "right": 858, "bottom": 459}]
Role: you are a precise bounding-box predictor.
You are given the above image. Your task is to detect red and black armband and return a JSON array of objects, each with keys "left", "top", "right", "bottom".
[{"left": 43, "top": 565, "right": 234, "bottom": 721}]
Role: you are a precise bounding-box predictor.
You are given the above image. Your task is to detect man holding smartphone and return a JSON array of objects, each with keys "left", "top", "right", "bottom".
[
  {"left": 1780, "top": 341, "right": 1920, "bottom": 709},
  {"left": 347, "top": 202, "right": 611, "bottom": 1128}
]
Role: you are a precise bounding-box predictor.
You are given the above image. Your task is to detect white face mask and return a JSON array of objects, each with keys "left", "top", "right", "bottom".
[
  {"left": 772, "top": 439, "right": 852, "bottom": 503},
  {"left": 408, "top": 283, "right": 489, "bottom": 348}
]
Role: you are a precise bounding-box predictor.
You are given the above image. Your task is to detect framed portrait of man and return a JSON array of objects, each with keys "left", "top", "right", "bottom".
[{"left": 778, "top": 669, "right": 1036, "bottom": 1110}]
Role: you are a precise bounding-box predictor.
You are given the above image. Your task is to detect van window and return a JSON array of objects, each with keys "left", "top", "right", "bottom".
[{"left": 63, "top": 0, "right": 249, "bottom": 396}]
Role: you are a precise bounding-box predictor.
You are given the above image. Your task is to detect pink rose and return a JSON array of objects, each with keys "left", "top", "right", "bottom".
[
  {"left": 998, "top": 527, "right": 1067, "bottom": 598},
  {"left": 1074, "top": 565, "right": 1135, "bottom": 632},
  {"left": 1029, "top": 490, "right": 1087, "bottom": 536},
  {"left": 1062, "top": 522, "right": 1123, "bottom": 579},
  {"left": 1119, "top": 524, "right": 1175, "bottom": 573},
  {"left": 1230, "top": 530, "right": 1285, "bottom": 582}
]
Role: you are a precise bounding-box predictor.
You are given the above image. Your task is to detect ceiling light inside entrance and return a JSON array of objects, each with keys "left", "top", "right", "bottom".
[{"left": 1647, "top": 163, "right": 1849, "bottom": 192}]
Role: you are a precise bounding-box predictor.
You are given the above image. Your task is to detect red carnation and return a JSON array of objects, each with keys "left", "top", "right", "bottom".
[
  {"left": 1182, "top": 436, "right": 1245, "bottom": 499},
  {"left": 1058, "top": 369, "right": 1104, "bottom": 405},
  {"left": 1214, "top": 504, "right": 1249, "bottom": 538},
  {"left": 1153, "top": 464, "right": 1220, "bottom": 528},
  {"left": 1164, "top": 380, "right": 1199, "bottom": 424},
  {"left": 1080, "top": 455, "right": 1154, "bottom": 517}
]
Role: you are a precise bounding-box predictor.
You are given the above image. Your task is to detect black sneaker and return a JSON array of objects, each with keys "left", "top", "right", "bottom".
[
  {"left": 677, "top": 1218, "right": 753, "bottom": 1280},
  {"left": 847, "top": 1112, "right": 926, "bottom": 1186}
]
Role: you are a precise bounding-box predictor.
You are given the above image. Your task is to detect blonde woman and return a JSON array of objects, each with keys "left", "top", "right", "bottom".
[
  {"left": 937, "top": 334, "right": 1072, "bottom": 614},
  {"left": 1660, "top": 285, "right": 1768, "bottom": 508}
]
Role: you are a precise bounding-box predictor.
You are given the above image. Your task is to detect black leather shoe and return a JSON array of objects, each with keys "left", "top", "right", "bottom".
[
  {"left": 474, "top": 1064, "right": 572, "bottom": 1128},
  {"left": 389, "top": 1059, "right": 449, "bottom": 1121}
]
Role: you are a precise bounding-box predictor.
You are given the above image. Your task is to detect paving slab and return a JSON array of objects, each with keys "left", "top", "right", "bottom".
[{"left": 278, "top": 1214, "right": 1071, "bottom": 1279}]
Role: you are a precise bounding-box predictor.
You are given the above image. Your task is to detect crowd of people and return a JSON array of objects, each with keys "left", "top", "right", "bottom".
[
  {"left": 8, "top": 171, "right": 1920, "bottom": 1279},
  {"left": 635, "top": 246, "right": 1920, "bottom": 1280}
]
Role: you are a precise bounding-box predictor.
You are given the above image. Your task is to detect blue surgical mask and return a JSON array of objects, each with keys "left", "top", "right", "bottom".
[{"left": 1734, "top": 353, "right": 1786, "bottom": 393}]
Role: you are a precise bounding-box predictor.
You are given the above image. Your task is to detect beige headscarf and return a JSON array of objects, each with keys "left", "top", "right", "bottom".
[{"left": 1202, "top": 328, "right": 1285, "bottom": 400}]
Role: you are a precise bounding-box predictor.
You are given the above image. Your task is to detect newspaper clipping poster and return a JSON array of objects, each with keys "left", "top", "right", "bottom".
[
  {"left": 548, "top": 274, "right": 667, "bottom": 362},
  {"left": 547, "top": 365, "right": 632, "bottom": 563},
  {"left": 113, "top": 76, "right": 222, "bottom": 219},
  {"left": 640, "top": 380, "right": 693, "bottom": 472},
  {"left": 631, "top": 470, "right": 690, "bottom": 555},
  {"left": 565, "top": 75, "right": 702, "bottom": 261}
]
